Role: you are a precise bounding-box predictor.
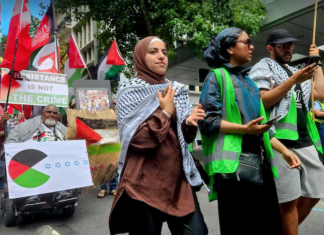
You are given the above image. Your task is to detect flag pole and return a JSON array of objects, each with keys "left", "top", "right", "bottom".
[
  {"left": 311, "top": 0, "right": 318, "bottom": 121},
  {"left": 4, "top": 38, "right": 19, "bottom": 137},
  {"left": 113, "top": 37, "right": 132, "bottom": 78},
  {"left": 51, "top": 0, "right": 60, "bottom": 73}
]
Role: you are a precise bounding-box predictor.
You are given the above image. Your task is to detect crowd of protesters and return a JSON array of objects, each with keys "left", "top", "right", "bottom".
[{"left": 1, "top": 27, "right": 324, "bottom": 235}]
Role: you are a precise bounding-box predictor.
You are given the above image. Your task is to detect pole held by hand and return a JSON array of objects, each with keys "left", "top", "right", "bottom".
[{"left": 311, "top": 0, "right": 318, "bottom": 121}]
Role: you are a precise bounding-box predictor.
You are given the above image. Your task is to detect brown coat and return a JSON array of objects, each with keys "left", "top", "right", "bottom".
[{"left": 109, "top": 108, "right": 197, "bottom": 234}]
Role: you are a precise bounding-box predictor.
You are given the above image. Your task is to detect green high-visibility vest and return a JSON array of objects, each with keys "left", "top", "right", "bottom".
[
  {"left": 270, "top": 96, "right": 323, "bottom": 154},
  {"left": 201, "top": 68, "right": 279, "bottom": 202},
  {"left": 188, "top": 143, "right": 194, "bottom": 152},
  {"left": 310, "top": 101, "right": 324, "bottom": 124}
]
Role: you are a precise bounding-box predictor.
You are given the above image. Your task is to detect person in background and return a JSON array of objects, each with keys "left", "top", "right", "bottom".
[
  {"left": 7, "top": 112, "right": 25, "bottom": 135},
  {"left": 97, "top": 97, "right": 118, "bottom": 198},
  {"left": 0, "top": 111, "right": 10, "bottom": 192},
  {"left": 188, "top": 138, "right": 199, "bottom": 153},
  {"left": 249, "top": 29, "right": 324, "bottom": 235},
  {"left": 310, "top": 100, "right": 324, "bottom": 163}
]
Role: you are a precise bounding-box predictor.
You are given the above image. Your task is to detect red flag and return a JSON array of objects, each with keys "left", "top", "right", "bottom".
[
  {"left": 0, "top": 0, "right": 22, "bottom": 70},
  {"left": 23, "top": 105, "right": 32, "bottom": 118},
  {"left": 68, "top": 35, "right": 86, "bottom": 68},
  {"left": 0, "top": 0, "right": 32, "bottom": 71},
  {"left": 106, "top": 40, "right": 125, "bottom": 66},
  {"left": 0, "top": 70, "right": 21, "bottom": 101},
  {"left": 31, "top": 4, "right": 54, "bottom": 52}
]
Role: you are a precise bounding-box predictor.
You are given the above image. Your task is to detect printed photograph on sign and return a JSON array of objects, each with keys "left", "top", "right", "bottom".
[{"left": 78, "top": 89, "right": 110, "bottom": 112}]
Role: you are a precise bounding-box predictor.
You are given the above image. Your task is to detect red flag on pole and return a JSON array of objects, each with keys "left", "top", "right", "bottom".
[
  {"left": 0, "top": 0, "right": 22, "bottom": 70},
  {"left": 0, "top": 0, "right": 32, "bottom": 71}
]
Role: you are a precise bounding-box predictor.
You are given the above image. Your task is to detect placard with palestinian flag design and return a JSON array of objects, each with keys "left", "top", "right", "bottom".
[
  {"left": 0, "top": 68, "right": 68, "bottom": 107},
  {"left": 65, "top": 108, "right": 120, "bottom": 185},
  {"left": 5, "top": 140, "right": 93, "bottom": 199}
]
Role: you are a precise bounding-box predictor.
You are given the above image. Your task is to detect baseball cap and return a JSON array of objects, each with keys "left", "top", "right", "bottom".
[{"left": 267, "top": 29, "right": 299, "bottom": 45}]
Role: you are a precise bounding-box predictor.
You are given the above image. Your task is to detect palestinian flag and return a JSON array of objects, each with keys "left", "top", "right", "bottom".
[
  {"left": 97, "top": 40, "right": 125, "bottom": 80},
  {"left": 64, "top": 35, "right": 86, "bottom": 87},
  {"left": 65, "top": 109, "right": 121, "bottom": 185}
]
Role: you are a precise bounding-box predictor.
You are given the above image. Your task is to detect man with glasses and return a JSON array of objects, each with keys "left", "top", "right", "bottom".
[
  {"left": 4, "top": 105, "right": 71, "bottom": 205},
  {"left": 6, "top": 104, "right": 66, "bottom": 143},
  {"left": 250, "top": 29, "right": 324, "bottom": 235}
]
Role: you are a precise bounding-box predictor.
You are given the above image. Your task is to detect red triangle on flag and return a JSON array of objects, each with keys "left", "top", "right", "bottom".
[
  {"left": 0, "top": 70, "right": 22, "bottom": 101},
  {"left": 69, "top": 35, "right": 85, "bottom": 69},
  {"left": 106, "top": 40, "right": 125, "bottom": 66},
  {"left": 75, "top": 118, "right": 102, "bottom": 146}
]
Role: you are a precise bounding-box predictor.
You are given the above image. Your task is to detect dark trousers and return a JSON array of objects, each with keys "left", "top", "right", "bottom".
[
  {"left": 128, "top": 189, "right": 208, "bottom": 235},
  {"left": 215, "top": 162, "right": 283, "bottom": 235}
]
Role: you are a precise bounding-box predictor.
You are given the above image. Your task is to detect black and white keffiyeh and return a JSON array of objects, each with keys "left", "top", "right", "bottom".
[
  {"left": 116, "top": 78, "right": 202, "bottom": 187},
  {"left": 249, "top": 58, "right": 311, "bottom": 132}
]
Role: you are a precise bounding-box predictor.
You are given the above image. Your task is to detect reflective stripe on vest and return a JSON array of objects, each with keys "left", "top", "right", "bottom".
[
  {"left": 273, "top": 95, "right": 323, "bottom": 154},
  {"left": 273, "top": 93, "right": 298, "bottom": 140},
  {"left": 201, "top": 68, "right": 279, "bottom": 201}
]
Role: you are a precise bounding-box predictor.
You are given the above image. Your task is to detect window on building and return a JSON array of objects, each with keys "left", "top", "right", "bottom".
[
  {"left": 199, "top": 86, "right": 202, "bottom": 91},
  {"left": 189, "top": 85, "right": 195, "bottom": 91},
  {"left": 89, "top": 48, "right": 92, "bottom": 61},
  {"left": 83, "top": 51, "right": 87, "bottom": 63}
]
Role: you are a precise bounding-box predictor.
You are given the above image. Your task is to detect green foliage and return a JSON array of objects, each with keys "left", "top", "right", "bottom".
[
  {"left": 30, "top": 16, "right": 41, "bottom": 39},
  {"left": 56, "top": 0, "right": 267, "bottom": 74}
]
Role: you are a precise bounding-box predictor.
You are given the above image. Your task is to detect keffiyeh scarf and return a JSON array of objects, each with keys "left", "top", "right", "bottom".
[
  {"left": 250, "top": 58, "right": 311, "bottom": 132},
  {"left": 116, "top": 78, "right": 202, "bottom": 186}
]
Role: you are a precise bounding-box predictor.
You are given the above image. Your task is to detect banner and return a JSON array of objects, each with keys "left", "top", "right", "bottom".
[
  {"left": 0, "top": 68, "right": 68, "bottom": 107},
  {"left": 5, "top": 140, "right": 93, "bottom": 199}
]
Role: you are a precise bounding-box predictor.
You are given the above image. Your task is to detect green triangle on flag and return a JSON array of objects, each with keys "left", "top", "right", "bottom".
[
  {"left": 98, "top": 40, "right": 126, "bottom": 80},
  {"left": 64, "top": 35, "right": 86, "bottom": 87}
]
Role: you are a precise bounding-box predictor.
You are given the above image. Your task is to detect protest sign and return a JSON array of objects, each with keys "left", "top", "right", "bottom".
[
  {"left": 0, "top": 68, "right": 69, "bottom": 107},
  {"left": 5, "top": 140, "right": 93, "bottom": 199}
]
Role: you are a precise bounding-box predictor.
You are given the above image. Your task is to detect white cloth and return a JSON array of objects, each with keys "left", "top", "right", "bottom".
[{"left": 116, "top": 78, "right": 202, "bottom": 186}]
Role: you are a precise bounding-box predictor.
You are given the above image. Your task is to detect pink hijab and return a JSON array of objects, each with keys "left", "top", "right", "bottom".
[{"left": 133, "top": 36, "right": 167, "bottom": 85}]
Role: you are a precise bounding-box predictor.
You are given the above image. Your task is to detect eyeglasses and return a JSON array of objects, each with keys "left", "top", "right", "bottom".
[
  {"left": 236, "top": 39, "right": 253, "bottom": 48},
  {"left": 275, "top": 43, "right": 295, "bottom": 50},
  {"left": 46, "top": 111, "right": 58, "bottom": 115}
]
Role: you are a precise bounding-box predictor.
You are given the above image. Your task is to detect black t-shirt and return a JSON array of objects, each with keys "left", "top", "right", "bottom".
[{"left": 279, "top": 67, "right": 313, "bottom": 148}]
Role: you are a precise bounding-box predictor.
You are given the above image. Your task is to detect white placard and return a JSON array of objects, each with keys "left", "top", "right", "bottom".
[{"left": 5, "top": 140, "right": 93, "bottom": 199}]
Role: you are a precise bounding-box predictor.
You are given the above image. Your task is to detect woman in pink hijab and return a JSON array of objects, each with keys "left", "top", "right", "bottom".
[{"left": 109, "top": 37, "right": 208, "bottom": 235}]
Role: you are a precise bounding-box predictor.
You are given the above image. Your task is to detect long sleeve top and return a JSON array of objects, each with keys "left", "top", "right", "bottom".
[
  {"left": 198, "top": 64, "right": 273, "bottom": 154},
  {"left": 110, "top": 108, "right": 198, "bottom": 234}
]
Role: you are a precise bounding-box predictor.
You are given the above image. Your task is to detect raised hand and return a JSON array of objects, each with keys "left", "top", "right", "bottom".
[{"left": 187, "top": 104, "right": 206, "bottom": 127}]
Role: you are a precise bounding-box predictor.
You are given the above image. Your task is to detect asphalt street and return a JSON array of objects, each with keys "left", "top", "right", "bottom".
[{"left": 0, "top": 150, "right": 324, "bottom": 234}]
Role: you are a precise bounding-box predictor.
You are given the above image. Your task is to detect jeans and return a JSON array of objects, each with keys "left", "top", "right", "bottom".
[
  {"left": 317, "top": 123, "right": 324, "bottom": 164},
  {"left": 128, "top": 189, "right": 208, "bottom": 235},
  {"left": 101, "top": 175, "right": 118, "bottom": 191}
]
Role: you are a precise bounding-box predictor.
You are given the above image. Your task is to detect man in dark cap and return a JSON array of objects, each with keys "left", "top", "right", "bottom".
[{"left": 250, "top": 29, "right": 324, "bottom": 235}]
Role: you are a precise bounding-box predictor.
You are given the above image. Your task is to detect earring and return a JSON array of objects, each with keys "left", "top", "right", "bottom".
[{"left": 230, "top": 52, "right": 233, "bottom": 54}]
